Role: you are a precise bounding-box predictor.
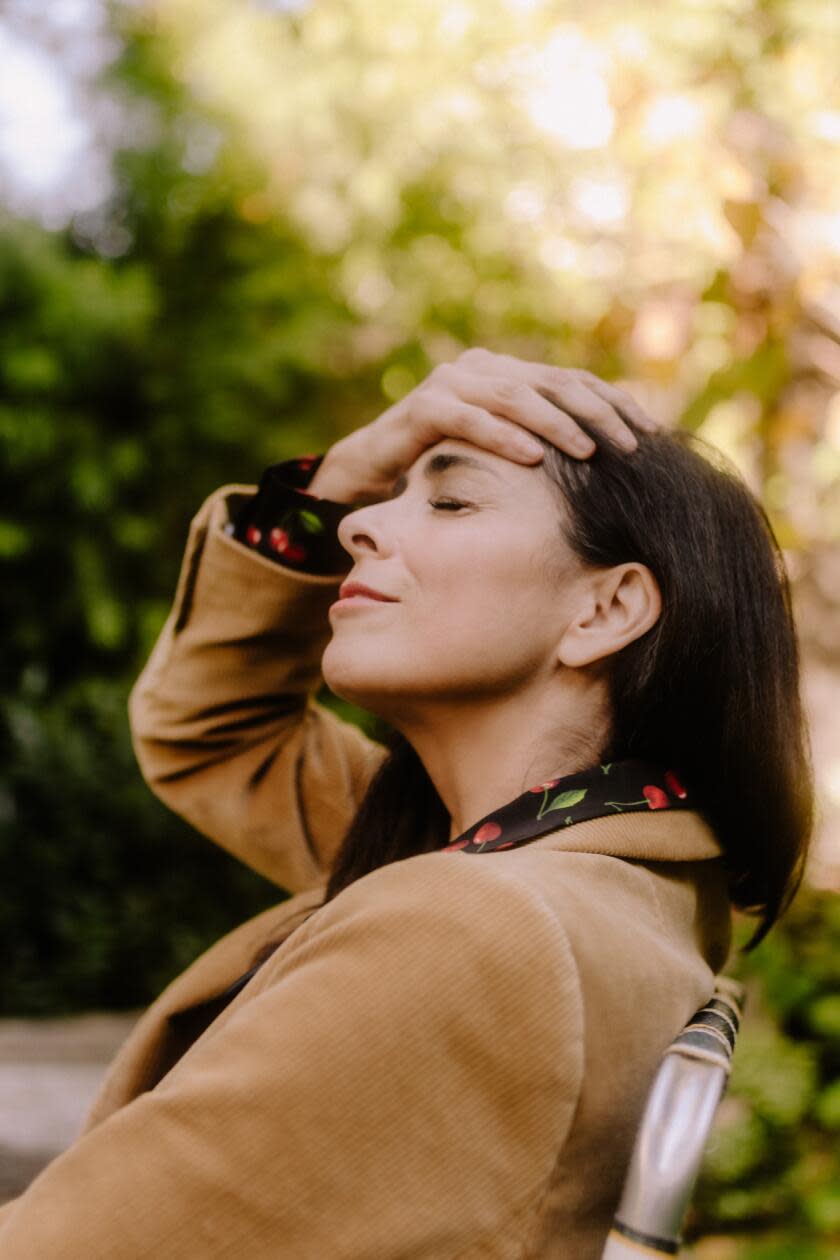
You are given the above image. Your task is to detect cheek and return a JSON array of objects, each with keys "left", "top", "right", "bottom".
[
  {"left": 323, "top": 524, "right": 566, "bottom": 695},
  {"left": 323, "top": 603, "right": 541, "bottom": 704},
  {"left": 408, "top": 543, "right": 553, "bottom": 658}
]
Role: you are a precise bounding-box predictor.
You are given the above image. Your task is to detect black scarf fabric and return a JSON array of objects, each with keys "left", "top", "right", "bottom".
[
  {"left": 440, "top": 758, "right": 691, "bottom": 852},
  {"left": 225, "top": 451, "right": 356, "bottom": 575}
]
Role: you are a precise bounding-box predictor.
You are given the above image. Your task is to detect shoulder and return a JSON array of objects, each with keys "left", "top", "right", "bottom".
[
  {"left": 260, "top": 848, "right": 585, "bottom": 1088},
  {"left": 289, "top": 847, "right": 582, "bottom": 984}
]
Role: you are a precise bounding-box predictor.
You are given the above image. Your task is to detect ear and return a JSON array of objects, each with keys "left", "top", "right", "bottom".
[{"left": 557, "top": 563, "right": 662, "bottom": 668}]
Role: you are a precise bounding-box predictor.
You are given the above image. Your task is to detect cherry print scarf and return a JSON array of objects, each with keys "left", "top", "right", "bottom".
[{"left": 443, "top": 759, "right": 690, "bottom": 854}]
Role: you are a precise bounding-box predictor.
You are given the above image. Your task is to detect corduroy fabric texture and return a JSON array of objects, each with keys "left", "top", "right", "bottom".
[{"left": 0, "top": 484, "right": 733, "bottom": 1258}]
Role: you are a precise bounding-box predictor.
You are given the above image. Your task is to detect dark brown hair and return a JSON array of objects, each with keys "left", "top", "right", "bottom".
[{"left": 321, "top": 421, "right": 814, "bottom": 950}]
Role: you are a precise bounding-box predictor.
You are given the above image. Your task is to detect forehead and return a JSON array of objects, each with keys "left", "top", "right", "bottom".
[{"left": 408, "top": 439, "right": 524, "bottom": 483}]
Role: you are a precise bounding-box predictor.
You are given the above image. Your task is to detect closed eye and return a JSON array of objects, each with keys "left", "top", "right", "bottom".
[{"left": 429, "top": 498, "right": 469, "bottom": 512}]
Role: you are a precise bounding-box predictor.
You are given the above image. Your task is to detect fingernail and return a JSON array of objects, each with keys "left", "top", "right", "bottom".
[{"left": 574, "top": 436, "right": 596, "bottom": 456}]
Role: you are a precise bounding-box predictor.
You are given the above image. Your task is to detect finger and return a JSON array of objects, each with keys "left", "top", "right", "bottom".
[
  {"left": 475, "top": 356, "right": 657, "bottom": 436},
  {"left": 445, "top": 375, "right": 597, "bottom": 459},
  {"left": 458, "top": 358, "right": 646, "bottom": 449},
  {"left": 535, "top": 375, "right": 638, "bottom": 452},
  {"left": 572, "top": 371, "right": 658, "bottom": 432},
  {"left": 409, "top": 391, "right": 548, "bottom": 464}
]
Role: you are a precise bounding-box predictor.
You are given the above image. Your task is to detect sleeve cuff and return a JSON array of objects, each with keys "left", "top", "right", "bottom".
[{"left": 226, "top": 454, "right": 357, "bottom": 577}]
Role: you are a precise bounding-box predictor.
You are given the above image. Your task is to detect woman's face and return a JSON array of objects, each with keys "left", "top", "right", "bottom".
[{"left": 321, "top": 439, "right": 591, "bottom": 722}]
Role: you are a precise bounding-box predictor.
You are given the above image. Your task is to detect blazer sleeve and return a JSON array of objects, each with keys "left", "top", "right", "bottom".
[
  {"left": 128, "top": 482, "right": 388, "bottom": 894},
  {"left": 0, "top": 855, "right": 584, "bottom": 1259}
]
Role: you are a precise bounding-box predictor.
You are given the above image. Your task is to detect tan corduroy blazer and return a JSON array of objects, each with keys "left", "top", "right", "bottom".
[{"left": 0, "top": 484, "right": 733, "bottom": 1259}]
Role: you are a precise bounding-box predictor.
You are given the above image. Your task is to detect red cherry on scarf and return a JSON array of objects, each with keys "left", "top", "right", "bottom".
[
  {"left": 528, "top": 778, "right": 561, "bottom": 793},
  {"left": 269, "top": 528, "right": 289, "bottom": 552},
  {"left": 283, "top": 542, "right": 307, "bottom": 563},
  {"left": 472, "top": 821, "right": 502, "bottom": 845},
  {"left": 664, "top": 770, "right": 687, "bottom": 799},
  {"left": 442, "top": 838, "right": 470, "bottom": 851},
  {"left": 245, "top": 526, "right": 262, "bottom": 545},
  {"left": 643, "top": 785, "right": 670, "bottom": 810}
]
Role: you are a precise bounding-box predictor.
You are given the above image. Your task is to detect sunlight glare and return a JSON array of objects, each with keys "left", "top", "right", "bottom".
[
  {"left": 518, "top": 30, "right": 613, "bottom": 150},
  {"left": 570, "top": 176, "right": 628, "bottom": 227},
  {"left": 641, "top": 94, "right": 704, "bottom": 146}
]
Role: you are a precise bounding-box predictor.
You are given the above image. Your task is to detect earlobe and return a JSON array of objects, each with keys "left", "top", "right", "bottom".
[{"left": 557, "top": 564, "right": 661, "bottom": 669}]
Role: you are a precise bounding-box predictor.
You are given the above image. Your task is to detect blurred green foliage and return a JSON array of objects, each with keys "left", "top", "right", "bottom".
[
  {"left": 0, "top": 670, "right": 283, "bottom": 1012},
  {"left": 1, "top": 1, "right": 839, "bottom": 1250}
]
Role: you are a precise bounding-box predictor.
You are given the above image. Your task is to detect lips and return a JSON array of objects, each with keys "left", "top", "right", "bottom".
[{"left": 337, "top": 581, "right": 398, "bottom": 602}]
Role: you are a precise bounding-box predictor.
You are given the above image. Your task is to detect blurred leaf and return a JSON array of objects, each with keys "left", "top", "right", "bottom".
[
  {"left": 806, "top": 995, "right": 840, "bottom": 1040},
  {"left": 814, "top": 1079, "right": 840, "bottom": 1130},
  {"left": 0, "top": 521, "right": 31, "bottom": 558}
]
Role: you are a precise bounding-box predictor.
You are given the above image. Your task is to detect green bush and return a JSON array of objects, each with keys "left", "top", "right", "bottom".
[{"left": 0, "top": 668, "right": 284, "bottom": 1014}]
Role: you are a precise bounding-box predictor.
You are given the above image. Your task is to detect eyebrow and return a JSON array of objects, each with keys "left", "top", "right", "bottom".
[{"left": 389, "top": 452, "right": 502, "bottom": 498}]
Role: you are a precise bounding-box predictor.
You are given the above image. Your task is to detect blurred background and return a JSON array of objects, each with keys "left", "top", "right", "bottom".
[{"left": 0, "top": 0, "right": 839, "bottom": 1253}]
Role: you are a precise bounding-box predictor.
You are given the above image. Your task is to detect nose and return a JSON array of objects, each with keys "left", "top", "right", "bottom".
[{"left": 336, "top": 501, "right": 394, "bottom": 561}]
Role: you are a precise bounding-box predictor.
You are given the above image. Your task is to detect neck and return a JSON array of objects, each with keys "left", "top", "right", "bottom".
[{"left": 392, "top": 674, "right": 611, "bottom": 843}]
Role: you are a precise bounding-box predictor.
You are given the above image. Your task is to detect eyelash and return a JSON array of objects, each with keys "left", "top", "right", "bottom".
[{"left": 429, "top": 498, "right": 469, "bottom": 512}]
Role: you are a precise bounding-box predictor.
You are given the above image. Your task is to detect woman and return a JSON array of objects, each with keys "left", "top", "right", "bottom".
[{"left": 0, "top": 349, "right": 813, "bottom": 1257}]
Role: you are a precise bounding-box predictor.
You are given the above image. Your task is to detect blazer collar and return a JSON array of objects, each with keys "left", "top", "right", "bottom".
[{"left": 523, "top": 807, "right": 723, "bottom": 862}]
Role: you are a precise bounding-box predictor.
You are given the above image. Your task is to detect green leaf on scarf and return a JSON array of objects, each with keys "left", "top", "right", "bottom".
[
  {"left": 547, "top": 788, "right": 588, "bottom": 812},
  {"left": 298, "top": 509, "right": 325, "bottom": 534}
]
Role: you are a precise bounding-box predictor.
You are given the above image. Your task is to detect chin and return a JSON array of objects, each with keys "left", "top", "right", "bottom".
[
  {"left": 321, "top": 646, "right": 407, "bottom": 714},
  {"left": 321, "top": 644, "right": 376, "bottom": 701}
]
